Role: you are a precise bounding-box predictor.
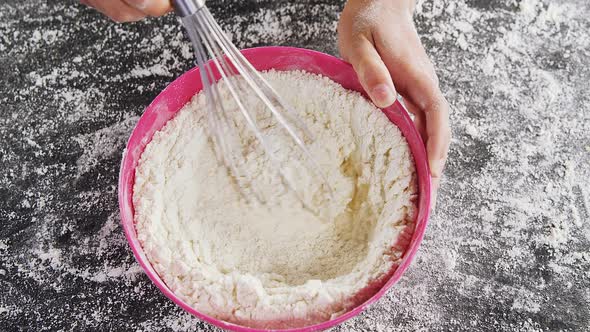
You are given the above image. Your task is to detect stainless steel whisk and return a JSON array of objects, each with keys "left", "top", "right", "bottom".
[{"left": 172, "top": 0, "right": 331, "bottom": 205}]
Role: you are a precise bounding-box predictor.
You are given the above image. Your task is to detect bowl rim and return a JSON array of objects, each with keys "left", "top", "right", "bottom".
[{"left": 118, "top": 46, "right": 431, "bottom": 332}]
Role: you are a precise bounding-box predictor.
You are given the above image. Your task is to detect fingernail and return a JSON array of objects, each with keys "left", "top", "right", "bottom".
[
  {"left": 429, "top": 159, "right": 441, "bottom": 175},
  {"left": 125, "top": 0, "right": 148, "bottom": 10},
  {"left": 429, "top": 158, "right": 446, "bottom": 176},
  {"left": 370, "top": 84, "right": 396, "bottom": 108},
  {"left": 431, "top": 195, "right": 437, "bottom": 213}
]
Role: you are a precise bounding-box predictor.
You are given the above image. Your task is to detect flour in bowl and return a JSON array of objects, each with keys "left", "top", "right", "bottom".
[{"left": 133, "top": 70, "right": 416, "bottom": 329}]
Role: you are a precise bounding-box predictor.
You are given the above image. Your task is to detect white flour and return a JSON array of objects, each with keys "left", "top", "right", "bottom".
[{"left": 133, "top": 70, "right": 416, "bottom": 329}]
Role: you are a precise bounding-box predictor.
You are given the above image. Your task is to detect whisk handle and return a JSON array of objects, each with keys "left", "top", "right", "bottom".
[{"left": 172, "top": 0, "right": 205, "bottom": 17}]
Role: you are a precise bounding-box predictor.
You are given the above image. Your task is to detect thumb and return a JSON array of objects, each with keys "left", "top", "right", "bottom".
[{"left": 343, "top": 35, "right": 397, "bottom": 108}]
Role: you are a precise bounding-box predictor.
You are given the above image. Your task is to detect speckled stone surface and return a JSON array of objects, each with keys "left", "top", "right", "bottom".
[{"left": 1, "top": 0, "right": 589, "bottom": 331}]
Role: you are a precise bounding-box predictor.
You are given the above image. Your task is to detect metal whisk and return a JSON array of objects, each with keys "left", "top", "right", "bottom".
[{"left": 172, "top": 0, "right": 331, "bottom": 206}]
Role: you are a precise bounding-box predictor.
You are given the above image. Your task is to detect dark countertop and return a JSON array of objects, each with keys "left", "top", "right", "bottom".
[{"left": 1, "top": 0, "right": 589, "bottom": 331}]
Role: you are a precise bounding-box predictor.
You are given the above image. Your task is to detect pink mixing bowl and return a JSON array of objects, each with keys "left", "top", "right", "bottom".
[{"left": 118, "top": 46, "right": 431, "bottom": 331}]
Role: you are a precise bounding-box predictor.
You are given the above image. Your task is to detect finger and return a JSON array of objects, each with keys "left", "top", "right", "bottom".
[
  {"left": 85, "top": 0, "right": 146, "bottom": 22},
  {"left": 341, "top": 34, "right": 397, "bottom": 108},
  {"left": 123, "top": 0, "right": 172, "bottom": 17},
  {"left": 406, "top": 96, "right": 441, "bottom": 213},
  {"left": 424, "top": 98, "right": 450, "bottom": 211},
  {"left": 409, "top": 76, "right": 450, "bottom": 191},
  {"left": 404, "top": 98, "right": 427, "bottom": 142},
  {"left": 431, "top": 187, "right": 439, "bottom": 212},
  {"left": 425, "top": 93, "right": 451, "bottom": 171}
]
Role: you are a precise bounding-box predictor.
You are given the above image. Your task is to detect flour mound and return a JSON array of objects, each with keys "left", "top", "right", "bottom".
[{"left": 133, "top": 70, "right": 416, "bottom": 329}]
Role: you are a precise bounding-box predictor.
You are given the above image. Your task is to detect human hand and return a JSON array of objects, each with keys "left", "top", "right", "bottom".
[
  {"left": 338, "top": 0, "right": 451, "bottom": 207},
  {"left": 80, "top": 0, "right": 171, "bottom": 22}
]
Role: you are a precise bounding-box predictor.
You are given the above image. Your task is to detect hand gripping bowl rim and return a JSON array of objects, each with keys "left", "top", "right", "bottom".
[{"left": 118, "top": 46, "right": 431, "bottom": 332}]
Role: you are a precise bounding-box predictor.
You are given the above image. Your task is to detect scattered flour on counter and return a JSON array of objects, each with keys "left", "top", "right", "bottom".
[
  {"left": 133, "top": 70, "right": 417, "bottom": 329},
  {"left": 3, "top": 0, "right": 589, "bottom": 330},
  {"left": 72, "top": 115, "right": 139, "bottom": 176}
]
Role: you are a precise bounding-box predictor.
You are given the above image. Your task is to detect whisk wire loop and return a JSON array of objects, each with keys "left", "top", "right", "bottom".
[{"left": 177, "top": 3, "right": 334, "bottom": 206}]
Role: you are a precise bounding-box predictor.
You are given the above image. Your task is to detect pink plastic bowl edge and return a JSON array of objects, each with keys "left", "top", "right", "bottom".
[{"left": 118, "top": 46, "right": 431, "bottom": 332}]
